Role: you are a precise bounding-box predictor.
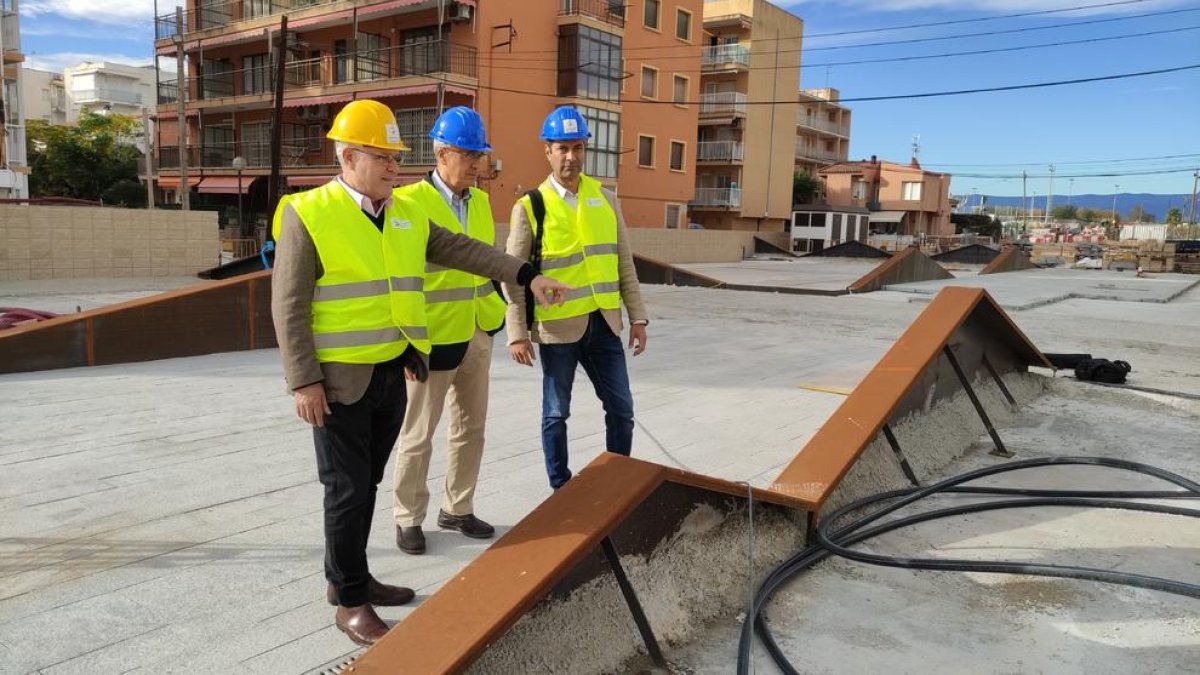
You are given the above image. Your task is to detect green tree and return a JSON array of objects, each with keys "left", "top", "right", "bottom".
[
  {"left": 1127, "top": 205, "right": 1155, "bottom": 223},
  {"left": 1165, "top": 207, "right": 1183, "bottom": 225},
  {"left": 792, "top": 171, "right": 823, "bottom": 205},
  {"left": 1077, "top": 208, "right": 1100, "bottom": 224},
  {"left": 26, "top": 111, "right": 146, "bottom": 207},
  {"left": 1051, "top": 204, "right": 1078, "bottom": 222}
]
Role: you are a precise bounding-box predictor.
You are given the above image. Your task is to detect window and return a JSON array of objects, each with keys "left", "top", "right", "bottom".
[
  {"left": 557, "top": 24, "right": 623, "bottom": 101},
  {"left": 644, "top": 0, "right": 660, "bottom": 29},
  {"left": 200, "top": 59, "right": 234, "bottom": 99},
  {"left": 638, "top": 135, "right": 655, "bottom": 167},
  {"left": 902, "top": 181, "right": 923, "bottom": 201},
  {"left": 851, "top": 178, "right": 866, "bottom": 200},
  {"left": 336, "top": 32, "right": 392, "bottom": 83},
  {"left": 242, "top": 54, "right": 270, "bottom": 95},
  {"left": 395, "top": 107, "right": 439, "bottom": 164},
  {"left": 675, "top": 8, "right": 691, "bottom": 41},
  {"left": 640, "top": 65, "right": 658, "bottom": 99},
  {"left": 665, "top": 204, "right": 682, "bottom": 229},
  {"left": 307, "top": 124, "right": 323, "bottom": 152},
  {"left": 241, "top": 121, "right": 270, "bottom": 166},
  {"left": 673, "top": 74, "right": 688, "bottom": 105},
  {"left": 578, "top": 106, "right": 619, "bottom": 178},
  {"left": 669, "top": 140, "right": 685, "bottom": 171},
  {"left": 201, "top": 125, "right": 233, "bottom": 167}
]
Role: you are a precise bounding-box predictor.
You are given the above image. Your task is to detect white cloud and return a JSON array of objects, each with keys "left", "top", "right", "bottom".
[
  {"left": 22, "top": 0, "right": 183, "bottom": 25},
  {"left": 24, "top": 51, "right": 153, "bottom": 73}
]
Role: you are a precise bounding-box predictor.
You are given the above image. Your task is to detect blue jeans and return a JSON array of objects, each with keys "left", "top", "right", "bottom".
[{"left": 539, "top": 312, "right": 634, "bottom": 488}]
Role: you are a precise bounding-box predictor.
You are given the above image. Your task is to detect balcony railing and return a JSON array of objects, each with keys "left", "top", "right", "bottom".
[
  {"left": 2, "top": 13, "right": 18, "bottom": 51},
  {"left": 701, "top": 44, "right": 750, "bottom": 70},
  {"left": 157, "top": 41, "right": 477, "bottom": 107},
  {"left": 156, "top": 0, "right": 331, "bottom": 41},
  {"left": 794, "top": 141, "right": 841, "bottom": 163},
  {"left": 72, "top": 89, "right": 145, "bottom": 106},
  {"left": 559, "top": 0, "right": 625, "bottom": 27},
  {"left": 696, "top": 140, "right": 744, "bottom": 162},
  {"left": 699, "top": 92, "right": 747, "bottom": 116},
  {"left": 690, "top": 187, "right": 742, "bottom": 208},
  {"left": 797, "top": 112, "right": 848, "bottom": 136},
  {"left": 156, "top": 135, "right": 439, "bottom": 171}
]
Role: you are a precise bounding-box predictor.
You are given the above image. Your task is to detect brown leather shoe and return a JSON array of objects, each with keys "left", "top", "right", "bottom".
[
  {"left": 334, "top": 604, "right": 389, "bottom": 647},
  {"left": 327, "top": 577, "right": 415, "bottom": 607},
  {"left": 396, "top": 525, "right": 426, "bottom": 554},
  {"left": 437, "top": 510, "right": 495, "bottom": 539}
]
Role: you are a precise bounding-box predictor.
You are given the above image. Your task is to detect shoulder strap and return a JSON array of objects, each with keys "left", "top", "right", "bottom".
[{"left": 524, "top": 189, "right": 547, "bottom": 330}]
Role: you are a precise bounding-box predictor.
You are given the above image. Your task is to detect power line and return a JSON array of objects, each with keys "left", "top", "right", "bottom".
[
  {"left": 949, "top": 167, "right": 1198, "bottom": 178},
  {"left": 803, "top": 0, "right": 1154, "bottom": 37},
  {"left": 926, "top": 153, "right": 1200, "bottom": 168}
]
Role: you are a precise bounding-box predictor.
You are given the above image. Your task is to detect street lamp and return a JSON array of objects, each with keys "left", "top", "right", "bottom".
[
  {"left": 1112, "top": 184, "right": 1119, "bottom": 225},
  {"left": 232, "top": 156, "right": 246, "bottom": 237}
]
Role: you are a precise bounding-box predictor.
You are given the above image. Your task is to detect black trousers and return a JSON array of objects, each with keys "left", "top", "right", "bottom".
[{"left": 313, "top": 358, "right": 406, "bottom": 607}]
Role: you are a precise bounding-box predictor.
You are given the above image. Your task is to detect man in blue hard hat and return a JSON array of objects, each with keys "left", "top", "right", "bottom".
[
  {"left": 503, "top": 106, "right": 650, "bottom": 489},
  {"left": 390, "top": 106, "right": 506, "bottom": 554}
]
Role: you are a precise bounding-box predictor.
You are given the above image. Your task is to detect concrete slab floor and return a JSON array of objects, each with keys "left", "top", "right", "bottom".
[
  {"left": 664, "top": 380, "right": 1200, "bottom": 674},
  {"left": 677, "top": 258, "right": 882, "bottom": 292},
  {"left": 1, "top": 283, "right": 1196, "bottom": 673},
  {"left": 0, "top": 278, "right": 203, "bottom": 315},
  {"left": 884, "top": 268, "right": 1200, "bottom": 309}
]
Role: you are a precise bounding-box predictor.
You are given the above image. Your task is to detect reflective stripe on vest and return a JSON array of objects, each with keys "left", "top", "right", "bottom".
[
  {"left": 291, "top": 181, "right": 432, "bottom": 363},
  {"left": 521, "top": 175, "right": 621, "bottom": 323},
  {"left": 396, "top": 180, "right": 507, "bottom": 344}
]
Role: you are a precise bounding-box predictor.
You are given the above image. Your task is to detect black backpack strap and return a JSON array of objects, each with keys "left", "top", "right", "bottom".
[{"left": 524, "top": 188, "right": 546, "bottom": 330}]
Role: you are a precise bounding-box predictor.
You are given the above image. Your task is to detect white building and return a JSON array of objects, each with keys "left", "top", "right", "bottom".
[
  {"left": 1, "top": 0, "right": 28, "bottom": 199},
  {"left": 64, "top": 61, "right": 154, "bottom": 122},
  {"left": 22, "top": 66, "right": 66, "bottom": 124}
]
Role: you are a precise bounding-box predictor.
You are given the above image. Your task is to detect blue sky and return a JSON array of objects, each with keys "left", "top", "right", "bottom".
[{"left": 17, "top": 0, "right": 1200, "bottom": 198}]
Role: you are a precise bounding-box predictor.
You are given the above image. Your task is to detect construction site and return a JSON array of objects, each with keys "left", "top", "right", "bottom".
[{"left": 2, "top": 205, "right": 1198, "bottom": 674}]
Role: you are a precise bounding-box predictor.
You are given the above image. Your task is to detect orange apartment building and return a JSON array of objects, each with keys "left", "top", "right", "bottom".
[
  {"left": 794, "top": 87, "right": 850, "bottom": 181},
  {"left": 691, "top": 0, "right": 799, "bottom": 232},
  {"left": 152, "top": 0, "right": 700, "bottom": 232},
  {"left": 819, "top": 156, "right": 953, "bottom": 237}
]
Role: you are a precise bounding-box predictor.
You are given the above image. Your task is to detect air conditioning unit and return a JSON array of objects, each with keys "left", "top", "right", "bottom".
[
  {"left": 296, "top": 106, "right": 311, "bottom": 120},
  {"left": 448, "top": 2, "right": 472, "bottom": 22},
  {"left": 313, "top": 104, "right": 330, "bottom": 119}
]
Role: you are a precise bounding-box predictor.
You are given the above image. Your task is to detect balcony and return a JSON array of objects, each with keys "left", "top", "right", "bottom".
[
  {"left": 559, "top": 0, "right": 625, "bottom": 28},
  {"left": 701, "top": 44, "right": 750, "bottom": 71},
  {"left": 157, "top": 40, "right": 477, "bottom": 111},
  {"left": 797, "top": 112, "right": 848, "bottom": 136},
  {"left": 795, "top": 141, "right": 841, "bottom": 164},
  {"left": 155, "top": 0, "right": 338, "bottom": 41},
  {"left": 73, "top": 88, "right": 145, "bottom": 106},
  {"left": 159, "top": 140, "right": 324, "bottom": 171},
  {"left": 699, "top": 91, "right": 747, "bottom": 117},
  {"left": 696, "top": 140, "right": 744, "bottom": 163},
  {"left": 690, "top": 187, "right": 742, "bottom": 209}
]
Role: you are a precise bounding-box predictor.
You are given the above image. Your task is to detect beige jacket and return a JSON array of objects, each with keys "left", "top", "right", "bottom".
[
  {"left": 502, "top": 185, "right": 648, "bottom": 345},
  {"left": 271, "top": 199, "right": 526, "bottom": 405}
]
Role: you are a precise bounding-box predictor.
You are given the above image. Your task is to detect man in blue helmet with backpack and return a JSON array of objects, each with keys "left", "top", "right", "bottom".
[
  {"left": 390, "top": 106, "right": 507, "bottom": 555},
  {"left": 503, "top": 106, "right": 650, "bottom": 490}
]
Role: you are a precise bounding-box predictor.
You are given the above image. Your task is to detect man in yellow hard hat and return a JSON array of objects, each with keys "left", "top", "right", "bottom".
[
  {"left": 390, "top": 107, "right": 505, "bottom": 555},
  {"left": 271, "top": 99, "right": 569, "bottom": 647}
]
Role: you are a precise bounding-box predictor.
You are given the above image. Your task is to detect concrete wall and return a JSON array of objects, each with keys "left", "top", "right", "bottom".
[
  {"left": 495, "top": 223, "right": 784, "bottom": 264},
  {"left": 0, "top": 205, "right": 218, "bottom": 280}
]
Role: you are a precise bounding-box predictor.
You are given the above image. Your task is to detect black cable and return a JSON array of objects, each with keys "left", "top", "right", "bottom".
[{"left": 737, "top": 456, "right": 1200, "bottom": 675}]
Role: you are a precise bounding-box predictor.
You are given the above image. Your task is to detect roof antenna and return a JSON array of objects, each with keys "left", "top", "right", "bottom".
[{"left": 910, "top": 134, "right": 921, "bottom": 169}]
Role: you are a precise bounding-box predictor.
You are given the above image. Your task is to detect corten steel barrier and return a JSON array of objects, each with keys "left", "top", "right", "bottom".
[
  {"left": 631, "top": 254, "right": 726, "bottom": 288},
  {"left": 0, "top": 270, "right": 275, "bottom": 374},
  {"left": 931, "top": 243, "right": 1001, "bottom": 266},
  {"left": 353, "top": 286, "right": 1052, "bottom": 673},
  {"left": 847, "top": 245, "right": 954, "bottom": 294},
  {"left": 771, "top": 286, "right": 1051, "bottom": 509},
  {"left": 979, "top": 245, "right": 1037, "bottom": 275},
  {"left": 353, "top": 453, "right": 809, "bottom": 674},
  {"left": 805, "top": 240, "right": 892, "bottom": 259}
]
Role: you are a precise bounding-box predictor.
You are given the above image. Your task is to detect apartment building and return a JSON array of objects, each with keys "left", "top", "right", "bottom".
[
  {"left": 64, "top": 62, "right": 156, "bottom": 122},
  {"left": 152, "top": 0, "right": 700, "bottom": 229},
  {"left": 819, "top": 156, "right": 953, "bottom": 237},
  {"left": 22, "top": 67, "right": 67, "bottom": 125},
  {"left": 0, "top": 0, "right": 28, "bottom": 199},
  {"left": 691, "top": 0, "right": 799, "bottom": 232},
  {"left": 794, "top": 87, "right": 849, "bottom": 179}
]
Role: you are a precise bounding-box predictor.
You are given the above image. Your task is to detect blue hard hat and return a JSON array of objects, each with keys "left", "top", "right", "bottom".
[
  {"left": 540, "top": 106, "right": 591, "bottom": 142},
  {"left": 429, "top": 106, "right": 491, "bottom": 153}
]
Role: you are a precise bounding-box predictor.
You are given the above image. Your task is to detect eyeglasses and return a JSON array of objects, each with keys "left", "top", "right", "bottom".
[
  {"left": 352, "top": 148, "right": 404, "bottom": 166},
  {"left": 447, "top": 148, "right": 486, "bottom": 162}
]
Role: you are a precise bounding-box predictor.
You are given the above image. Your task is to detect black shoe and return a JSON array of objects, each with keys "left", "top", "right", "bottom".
[
  {"left": 396, "top": 525, "right": 426, "bottom": 554},
  {"left": 437, "top": 510, "right": 495, "bottom": 539}
]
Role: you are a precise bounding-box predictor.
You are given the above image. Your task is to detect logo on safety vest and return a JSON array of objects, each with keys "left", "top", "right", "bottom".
[
  {"left": 586, "top": 197, "right": 603, "bottom": 207},
  {"left": 391, "top": 218, "right": 411, "bottom": 229}
]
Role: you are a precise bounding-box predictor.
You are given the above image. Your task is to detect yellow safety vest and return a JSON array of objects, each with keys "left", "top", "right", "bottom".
[
  {"left": 290, "top": 181, "right": 432, "bottom": 363},
  {"left": 519, "top": 174, "right": 621, "bottom": 323},
  {"left": 397, "top": 179, "right": 507, "bottom": 345},
  {"left": 270, "top": 193, "right": 294, "bottom": 243}
]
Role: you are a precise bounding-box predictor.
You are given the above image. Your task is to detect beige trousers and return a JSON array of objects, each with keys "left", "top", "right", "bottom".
[{"left": 392, "top": 328, "right": 493, "bottom": 526}]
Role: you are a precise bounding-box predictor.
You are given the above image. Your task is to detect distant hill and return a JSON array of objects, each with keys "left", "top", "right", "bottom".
[{"left": 968, "top": 193, "right": 1193, "bottom": 221}]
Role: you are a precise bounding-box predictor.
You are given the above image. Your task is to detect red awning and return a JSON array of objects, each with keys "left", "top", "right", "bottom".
[
  {"left": 157, "top": 176, "right": 201, "bottom": 189},
  {"left": 287, "top": 175, "right": 334, "bottom": 187},
  {"left": 197, "top": 176, "right": 255, "bottom": 194}
]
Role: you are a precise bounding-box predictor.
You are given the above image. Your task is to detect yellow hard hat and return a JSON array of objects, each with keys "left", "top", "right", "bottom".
[{"left": 326, "top": 99, "right": 409, "bottom": 152}]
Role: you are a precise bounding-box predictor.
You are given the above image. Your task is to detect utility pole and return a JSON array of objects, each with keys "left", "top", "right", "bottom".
[
  {"left": 175, "top": 7, "right": 189, "bottom": 210},
  {"left": 1189, "top": 169, "right": 1199, "bottom": 226},
  {"left": 1021, "top": 170, "right": 1027, "bottom": 233},
  {"left": 1067, "top": 177, "right": 1074, "bottom": 207},
  {"left": 1044, "top": 164, "right": 1054, "bottom": 224},
  {"left": 1112, "top": 184, "right": 1119, "bottom": 225},
  {"left": 142, "top": 109, "right": 154, "bottom": 209},
  {"left": 267, "top": 15, "right": 288, "bottom": 230}
]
